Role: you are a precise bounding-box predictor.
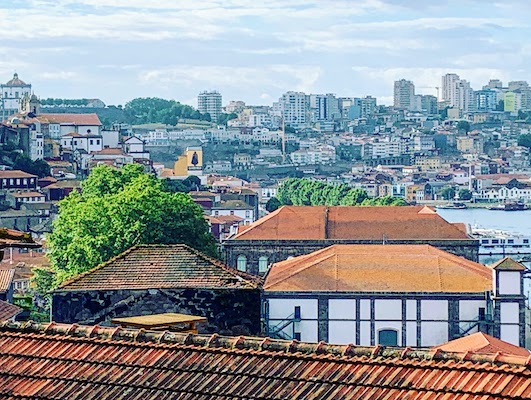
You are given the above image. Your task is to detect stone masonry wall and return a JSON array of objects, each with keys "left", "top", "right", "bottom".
[
  {"left": 52, "top": 288, "right": 261, "bottom": 336},
  {"left": 224, "top": 239, "right": 479, "bottom": 275}
]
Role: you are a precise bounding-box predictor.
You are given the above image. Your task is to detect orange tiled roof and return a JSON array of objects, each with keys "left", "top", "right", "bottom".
[
  {"left": 0, "top": 269, "right": 14, "bottom": 293},
  {"left": 433, "top": 332, "right": 531, "bottom": 357},
  {"left": 0, "top": 170, "right": 37, "bottom": 179},
  {"left": 234, "top": 205, "right": 471, "bottom": 241},
  {"left": 0, "top": 300, "right": 21, "bottom": 321},
  {"left": 264, "top": 244, "right": 492, "bottom": 293},
  {"left": 11, "top": 191, "right": 45, "bottom": 198},
  {"left": 39, "top": 113, "right": 102, "bottom": 126},
  {"left": 55, "top": 244, "right": 261, "bottom": 291},
  {"left": 0, "top": 321, "right": 530, "bottom": 399}
]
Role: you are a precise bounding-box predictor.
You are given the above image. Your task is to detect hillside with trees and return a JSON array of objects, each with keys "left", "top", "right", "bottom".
[{"left": 269, "top": 178, "right": 407, "bottom": 211}]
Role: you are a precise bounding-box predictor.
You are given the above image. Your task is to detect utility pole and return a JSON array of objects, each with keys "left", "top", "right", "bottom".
[{"left": 281, "top": 117, "right": 286, "bottom": 164}]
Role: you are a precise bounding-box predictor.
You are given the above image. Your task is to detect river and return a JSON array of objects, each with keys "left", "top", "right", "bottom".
[{"left": 437, "top": 208, "right": 531, "bottom": 303}]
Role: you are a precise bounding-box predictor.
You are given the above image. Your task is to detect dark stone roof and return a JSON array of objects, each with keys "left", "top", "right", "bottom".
[{"left": 55, "top": 244, "right": 261, "bottom": 292}]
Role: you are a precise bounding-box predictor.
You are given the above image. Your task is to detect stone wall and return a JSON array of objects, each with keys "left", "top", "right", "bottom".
[
  {"left": 224, "top": 239, "right": 479, "bottom": 275},
  {"left": 52, "top": 287, "right": 261, "bottom": 336}
]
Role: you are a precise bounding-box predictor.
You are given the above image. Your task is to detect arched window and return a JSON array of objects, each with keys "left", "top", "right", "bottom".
[
  {"left": 258, "top": 256, "right": 269, "bottom": 274},
  {"left": 378, "top": 329, "right": 398, "bottom": 346},
  {"left": 237, "top": 255, "right": 247, "bottom": 272}
]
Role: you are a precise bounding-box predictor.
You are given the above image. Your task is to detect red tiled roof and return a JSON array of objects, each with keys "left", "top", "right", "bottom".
[
  {"left": 55, "top": 244, "right": 261, "bottom": 291},
  {"left": 234, "top": 205, "right": 470, "bottom": 241},
  {"left": 39, "top": 113, "right": 102, "bottom": 126},
  {"left": 0, "top": 301, "right": 21, "bottom": 321},
  {"left": 264, "top": 244, "right": 492, "bottom": 293},
  {"left": 0, "top": 269, "right": 14, "bottom": 293},
  {"left": 11, "top": 191, "right": 45, "bottom": 198},
  {"left": 0, "top": 170, "right": 37, "bottom": 179},
  {"left": 433, "top": 332, "right": 531, "bottom": 357},
  {"left": 0, "top": 321, "right": 530, "bottom": 399}
]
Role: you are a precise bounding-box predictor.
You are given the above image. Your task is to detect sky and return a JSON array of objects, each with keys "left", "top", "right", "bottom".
[{"left": 1, "top": 0, "right": 530, "bottom": 108}]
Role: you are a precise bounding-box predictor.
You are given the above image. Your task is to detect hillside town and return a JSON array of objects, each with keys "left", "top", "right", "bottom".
[{"left": 1, "top": 70, "right": 531, "bottom": 398}]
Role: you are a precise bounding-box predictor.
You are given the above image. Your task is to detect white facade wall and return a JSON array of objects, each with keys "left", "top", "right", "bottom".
[
  {"left": 265, "top": 296, "right": 519, "bottom": 347},
  {"left": 211, "top": 208, "right": 254, "bottom": 224}
]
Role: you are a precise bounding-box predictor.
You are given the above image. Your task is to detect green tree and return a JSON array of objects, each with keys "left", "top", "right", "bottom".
[
  {"left": 457, "top": 120, "right": 471, "bottom": 134},
  {"left": 265, "top": 197, "right": 282, "bottom": 213},
  {"left": 458, "top": 189, "right": 473, "bottom": 201},
  {"left": 517, "top": 134, "right": 531, "bottom": 149},
  {"left": 45, "top": 165, "right": 217, "bottom": 290},
  {"left": 441, "top": 187, "right": 456, "bottom": 201}
]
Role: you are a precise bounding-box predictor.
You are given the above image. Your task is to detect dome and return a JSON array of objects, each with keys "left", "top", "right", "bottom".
[{"left": 5, "top": 73, "right": 27, "bottom": 87}]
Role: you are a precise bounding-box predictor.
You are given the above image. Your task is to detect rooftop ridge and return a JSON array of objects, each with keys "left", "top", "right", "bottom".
[{"left": 1, "top": 321, "right": 530, "bottom": 368}]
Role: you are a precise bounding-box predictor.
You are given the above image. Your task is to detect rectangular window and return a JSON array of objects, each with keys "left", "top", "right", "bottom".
[
  {"left": 294, "top": 306, "right": 301, "bottom": 320},
  {"left": 16, "top": 179, "right": 20, "bottom": 185},
  {"left": 96, "top": 140, "right": 100, "bottom": 145},
  {"left": 481, "top": 239, "right": 489, "bottom": 244},
  {"left": 90, "top": 140, "right": 94, "bottom": 145},
  {"left": 492, "top": 239, "right": 499, "bottom": 244},
  {"left": 23, "top": 179, "right": 27, "bottom": 184},
  {"left": 74, "top": 141, "right": 78, "bottom": 146},
  {"left": 524, "top": 239, "right": 529, "bottom": 244},
  {"left": 508, "top": 239, "right": 514, "bottom": 244},
  {"left": 293, "top": 332, "right": 301, "bottom": 341}
]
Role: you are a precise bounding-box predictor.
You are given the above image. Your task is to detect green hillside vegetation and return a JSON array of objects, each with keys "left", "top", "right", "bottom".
[{"left": 270, "top": 178, "right": 407, "bottom": 211}]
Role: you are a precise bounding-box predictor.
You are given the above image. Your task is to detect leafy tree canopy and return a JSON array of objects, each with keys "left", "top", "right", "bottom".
[
  {"left": 276, "top": 178, "right": 406, "bottom": 207},
  {"left": 458, "top": 188, "right": 473, "bottom": 201},
  {"left": 265, "top": 197, "right": 281, "bottom": 213},
  {"left": 45, "top": 164, "right": 217, "bottom": 290},
  {"left": 124, "top": 97, "right": 212, "bottom": 125},
  {"left": 441, "top": 187, "right": 456, "bottom": 201},
  {"left": 517, "top": 134, "right": 531, "bottom": 149}
]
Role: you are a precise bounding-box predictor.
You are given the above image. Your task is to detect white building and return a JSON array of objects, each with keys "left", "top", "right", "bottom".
[
  {"left": 263, "top": 245, "right": 525, "bottom": 347},
  {"left": 278, "top": 91, "right": 309, "bottom": 129},
  {"left": 61, "top": 132, "right": 103, "bottom": 154},
  {"left": 198, "top": 90, "right": 222, "bottom": 123},
  {"left": 210, "top": 200, "right": 255, "bottom": 225},
  {"left": 393, "top": 79, "right": 415, "bottom": 109},
  {"left": 1, "top": 73, "right": 31, "bottom": 118},
  {"left": 291, "top": 145, "right": 336, "bottom": 165},
  {"left": 442, "top": 73, "right": 460, "bottom": 104}
]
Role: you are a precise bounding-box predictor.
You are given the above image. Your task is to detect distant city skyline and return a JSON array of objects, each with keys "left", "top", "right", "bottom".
[{"left": 2, "top": 0, "right": 530, "bottom": 107}]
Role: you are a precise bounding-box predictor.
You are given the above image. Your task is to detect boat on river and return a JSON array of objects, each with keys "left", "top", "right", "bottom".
[
  {"left": 436, "top": 202, "right": 467, "bottom": 210},
  {"left": 470, "top": 226, "right": 531, "bottom": 256},
  {"left": 488, "top": 202, "right": 529, "bottom": 211}
]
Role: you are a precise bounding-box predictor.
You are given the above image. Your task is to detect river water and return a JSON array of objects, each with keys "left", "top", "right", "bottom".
[{"left": 437, "top": 208, "right": 531, "bottom": 302}]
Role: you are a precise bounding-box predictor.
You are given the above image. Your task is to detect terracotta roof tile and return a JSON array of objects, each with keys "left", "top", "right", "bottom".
[
  {"left": 55, "top": 244, "right": 261, "bottom": 291},
  {"left": 0, "top": 301, "right": 21, "bottom": 321},
  {"left": 39, "top": 113, "right": 102, "bottom": 126},
  {"left": 0, "top": 269, "right": 14, "bottom": 293},
  {"left": 433, "top": 332, "right": 531, "bottom": 357},
  {"left": 0, "top": 321, "right": 530, "bottom": 399},
  {"left": 0, "top": 170, "right": 37, "bottom": 179},
  {"left": 264, "top": 244, "right": 492, "bottom": 292},
  {"left": 11, "top": 191, "right": 45, "bottom": 198},
  {"left": 234, "top": 206, "right": 471, "bottom": 241}
]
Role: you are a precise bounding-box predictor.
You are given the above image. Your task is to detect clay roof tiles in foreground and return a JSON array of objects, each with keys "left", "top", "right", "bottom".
[
  {"left": 0, "top": 301, "right": 21, "bottom": 321},
  {"left": 55, "top": 244, "right": 261, "bottom": 291},
  {"left": 1, "top": 321, "right": 531, "bottom": 399},
  {"left": 234, "top": 205, "right": 471, "bottom": 241},
  {"left": 264, "top": 244, "right": 492, "bottom": 293},
  {"left": 38, "top": 113, "right": 102, "bottom": 126}
]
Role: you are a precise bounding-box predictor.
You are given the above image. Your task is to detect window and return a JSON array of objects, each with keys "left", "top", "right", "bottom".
[
  {"left": 236, "top": 255, "right": 247, "bottom": 272},
  {"left": 378, "top": 329, "right": 398, "bottom": 346},
  {"left": 16, "top": 179, "right": 20, "bottom": 185},
  {"left": 214, "top": 211, "right": 219, "bottom": 216},
  {"left": 74, "top": 140, "right": 78, "bottom": 146},
  {"left": 90, "top": 140, "right": 94, "bottom": 145},
  {"left": 230, "top": 211, "right": 234, "bottom": 215},
  {"left": 23, "top": 179, "right": 27, "bottom": 185},
  {"left": 294, "top": 306, "right": 301, "bottom": 320},
  {"left": 491, "top": 239, "right": 499, "bottom": 244},
  {"left": 293, "top": 332, "right": 301, "bottom": 341},
  {"left": 508, "top": 239, "right": 514, "bottom": 244},
  {"left": 96, "top": 140, "right": 100, "bottom": 145},
  {"left": 481, "top": 239, "right": 489, "bottom": 244},
  {"left": 524, "top": 239, "right": 529, "bottom": 244},
  {"left": 245, "top": 210, "right": 250, "bottom": 218},
  {"left": 258, "top": 256, "right": 268, "bottom": 274}
]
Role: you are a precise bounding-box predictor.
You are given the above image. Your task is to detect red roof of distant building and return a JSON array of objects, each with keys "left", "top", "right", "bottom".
[
  {"left": 38, "top": 113, "right": 102, "bottom": 126},
  {"left": 234, "top": 205, "right": 470, "bottom": 241},
  {"left": 0, "top": 300, "right": 21, "bottom": 321}
]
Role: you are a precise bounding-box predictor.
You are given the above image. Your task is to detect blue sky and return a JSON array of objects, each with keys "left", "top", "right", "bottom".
[{"left": 1, "top": 0, "right": 529, "bottom": 107}]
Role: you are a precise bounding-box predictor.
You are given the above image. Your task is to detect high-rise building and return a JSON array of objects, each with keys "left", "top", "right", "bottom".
[
  {"left": 278, "top": 91, "right": 309, "bottom": 129},
  {"left": 475, "top": 89, "right": 498, "bottom": 112},
  {"left": 393, "top": 79, "right": 415, "bottom": 109},
  {"left": 310, "top": 93, "right": 340, "bottom": 121},
  {"left": 455, "top": 80, "right": 475, "bottom": 113},
  {"left": 508, "top": 81, "right": 529, "bottom": 91},
  {"left": 1, "top": 73, "right": 31, "bottom": 119},
  {"left": 483, "top": 79, "right": 503, "bottom": 90},
  {"left": 441, "top": 73, "right": 460, "bottom": 104},
  {"left": 420, "top": 95, "right": 438, "bottom": 115},
  {"left": 197, "top": 90, "right": 222, "bottom": 122}
]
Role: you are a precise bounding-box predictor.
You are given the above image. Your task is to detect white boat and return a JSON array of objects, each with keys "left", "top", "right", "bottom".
[{"left": 470, "top": 226, "right": 531, "bottom": 256}]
